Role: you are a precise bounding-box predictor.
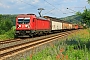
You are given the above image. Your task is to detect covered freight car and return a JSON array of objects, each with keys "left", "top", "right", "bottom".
[
  {"left": 71, "top": 24, "right": 80, "bottom": 29},
  {"left": 44, "top": 16, "right": 81, "bottom": 31},
  {"left": 15, "top": 14, "right": 51, "bottom": 37},
  {"left": 62, "top": 22, "right": 69, "bottom": 30},
  {"left": 44, "top": 16, "right": 63, "bottom": 32},
  {"left": 44, "top": 16, "right": 74, "bottom": 31}
]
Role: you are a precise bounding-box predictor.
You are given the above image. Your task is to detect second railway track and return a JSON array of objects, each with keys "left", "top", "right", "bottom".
[
  {"left": 0, "top": 30, "right": 80, "bottom": 60},
  {"left": 0, "top": 30, "right": 75, "bottom": 49}
]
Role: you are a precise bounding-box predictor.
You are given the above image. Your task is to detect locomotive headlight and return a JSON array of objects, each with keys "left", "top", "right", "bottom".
[
  {"left": 28, "top": 25, "right": 30, "bottom": 28},
  {"left": 19, "top": 25, "right": 21, "bottom": 27},
  {"left": 25, "top": 25, "right": 30, "bottom": 28},
  {"left": 25, "top": 25, "right": 28, "bottom": 27}
]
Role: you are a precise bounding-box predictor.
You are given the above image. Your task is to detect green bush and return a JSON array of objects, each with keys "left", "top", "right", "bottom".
[
  {"left": 0, "top": 15, "right": 13, "bottom": 34},
  {"left": 0, "top": 26, "right": 15, "bottom": 40}
]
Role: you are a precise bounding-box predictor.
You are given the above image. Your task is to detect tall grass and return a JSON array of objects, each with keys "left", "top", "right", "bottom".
[{"left": 23, "top": 29, "right": 90, "bottom": 60}]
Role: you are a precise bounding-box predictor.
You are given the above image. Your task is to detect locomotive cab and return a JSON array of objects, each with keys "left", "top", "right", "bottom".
[
  {"left": 17, "top": 18, "right": 30, "bottom": 29},
  {"left": 15, "top": 14, "right": 36, "bottom": 37}
]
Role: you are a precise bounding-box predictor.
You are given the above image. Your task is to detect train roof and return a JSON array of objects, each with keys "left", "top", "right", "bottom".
[
  {"left": 44, "top": 16, "right": 72, "bottom": 23},
  {"left": 17, "top": 14, "right": 50, "bottom": 21},
  {"left": 36, "top": 17, "right": 49, "bottom": 20},
  {"left": 17, "top": 14, "right": 72, "bottom": 23},
  {"left": 26, "top": 14, "right": 50, "bottom": 21}
]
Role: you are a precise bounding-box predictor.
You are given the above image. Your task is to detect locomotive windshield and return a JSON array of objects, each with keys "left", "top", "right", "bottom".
[{"left": 18, "top": 18, "right": 30, "bottom": 24}]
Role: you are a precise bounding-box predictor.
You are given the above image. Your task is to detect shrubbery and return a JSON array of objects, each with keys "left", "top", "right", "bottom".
[
  {"left": 0, "top": 14, "right": 16, "bottom": 40},
  {"left": 0, "top": 26, "right": 15, "bottom": 40},
  {"left": 76, "top": 9, "right": 90, "bottom": 27},
  {"left": 0, "top": 14, "right": 13, "bottom": 34}
]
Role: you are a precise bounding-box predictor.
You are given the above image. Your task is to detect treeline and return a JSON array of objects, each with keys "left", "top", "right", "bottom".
[
  {"left": 76, "top": 9, "right": 90, "bottom": 27},
  {"left": 0, "top": 14, "right": 17, "bottom": 34},
  {"left": 60, "top": 9, "right": 90, "bottom": 28},
  {"left": 60, "top": 15, "right": 82, "bottom": 24}
]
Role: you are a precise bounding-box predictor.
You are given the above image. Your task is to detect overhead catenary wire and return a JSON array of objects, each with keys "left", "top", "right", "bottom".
[
  {"left": 19, "top": 0, "right": 59, "bottom": 16},
  {"left": 66, "top": 6, "right": 86, "bottom": 13},
  {"left": 44, "top": 0, "right": 86, "bottom": 14},
  {"left": 18, "top": 0, "right": 86, "bottom": 16},
  {"left": 43, "top": 0, "right": 77, "bottom": 15},
  {"left": 19, "top": 0, "right": 43, "bottom": 16},
  {"left": 19, "top": 0, "right": 38, "bottom": 8},
  {"left": 44, "top": 0, "right": 65, "bottom": 14},
  {"left": 18, "top": 0, "right": 76, "bottom": 15},
  {"left": 43, "top": 8, "right": 55, "bottom": 15}
]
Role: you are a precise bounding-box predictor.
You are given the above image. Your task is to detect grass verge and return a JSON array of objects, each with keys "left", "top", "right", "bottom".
[{"left": 23, "top": 29, "right": 90, "bottom": 60}]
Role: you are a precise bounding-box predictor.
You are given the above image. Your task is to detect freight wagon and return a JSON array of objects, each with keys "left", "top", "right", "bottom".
[
  {"left": 44, "top": 16, "right": 73, "bottom": 31},
  {"left": 44, "top": 16, "right": 81, "bottom": 30}
]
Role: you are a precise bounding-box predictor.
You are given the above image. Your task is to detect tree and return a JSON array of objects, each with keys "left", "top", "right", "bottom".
[
  {"left": 0, "top": 15, "right": 13, "bottom": 34},
  {"left": 0, "top": 14, "right": 2, "bottom": 23},
  {"left": 88, "top": 0, "right": 90, "bottom": 3},
  {"left": 76, "top": 9, "right": 90, "bottom": 27}
]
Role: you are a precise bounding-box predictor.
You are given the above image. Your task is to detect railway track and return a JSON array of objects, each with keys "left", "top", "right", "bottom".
[
  {"left": 0, "top": 33, "right": 62, "bottom": 49},
  {"left": 0, "top": 30, "right": 80, "bottom": 60},
  {"left": 0, "top": 32, "right": 66, "bottom": 44},
  {"left": 0, "top": 30, "right": 74, "bottom": 49},
  {"left": 0, "top": 30, "right": 76, "bottom": 45},
  {"left": 0, "top": 39, "right": 22, "bottom": 44}
]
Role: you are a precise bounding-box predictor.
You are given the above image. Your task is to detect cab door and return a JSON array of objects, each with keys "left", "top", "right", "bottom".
[{"left": 32, "top": 18, "right": 36, "bottom": 30}]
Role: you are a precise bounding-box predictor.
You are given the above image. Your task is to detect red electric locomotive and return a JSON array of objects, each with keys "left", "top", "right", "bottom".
[{"left": 15, "top": 14, "right": 51, "bottom": 37}]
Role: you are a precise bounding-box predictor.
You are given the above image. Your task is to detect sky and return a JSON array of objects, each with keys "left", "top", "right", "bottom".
[{"left": 0, "top": 0, "right": 90, "bottom": 18}]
